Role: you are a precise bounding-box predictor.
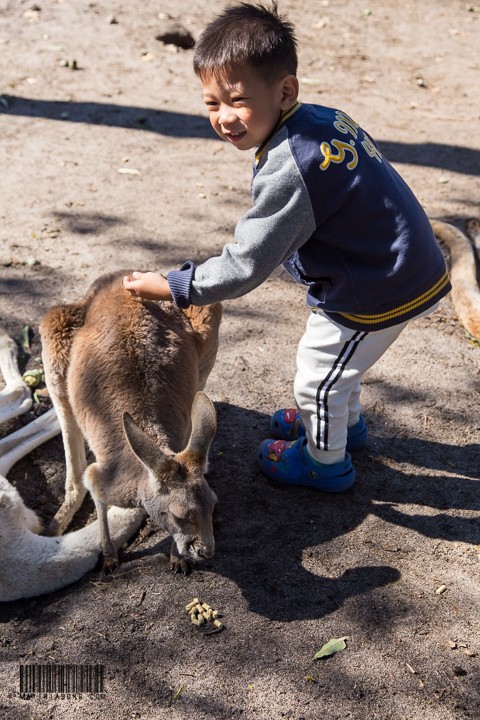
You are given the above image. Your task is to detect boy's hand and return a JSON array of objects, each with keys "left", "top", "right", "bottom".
[{"left": 123, "top": 271, "right": 173, "bottom": 301}]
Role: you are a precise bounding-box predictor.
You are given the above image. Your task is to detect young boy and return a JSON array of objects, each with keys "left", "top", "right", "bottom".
[{"left": 123, "top": 2, "right": 450, "bottom": 492}]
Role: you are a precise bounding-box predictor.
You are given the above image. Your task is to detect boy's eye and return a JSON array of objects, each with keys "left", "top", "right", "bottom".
[{"left": 233, "top": 97, "right": 247, "bottom": 104}]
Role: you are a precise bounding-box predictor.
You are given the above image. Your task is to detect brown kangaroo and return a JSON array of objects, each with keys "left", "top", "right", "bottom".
[{"left": 40, "top": 271, "right": 222, "bottom": 573}]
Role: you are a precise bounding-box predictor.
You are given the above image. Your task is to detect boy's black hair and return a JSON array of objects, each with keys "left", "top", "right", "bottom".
[{"left": 193, "top": 2, "right": 298, "bottom": 82}]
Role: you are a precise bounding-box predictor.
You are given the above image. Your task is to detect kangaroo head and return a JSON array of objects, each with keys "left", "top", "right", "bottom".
[{"left": 122, "top": 392, "right": 218, "bottom": 563}]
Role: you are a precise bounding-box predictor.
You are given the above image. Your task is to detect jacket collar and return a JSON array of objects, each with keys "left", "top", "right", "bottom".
[{"left": 254, "top": 102, "right": 302, "bottom": 167}]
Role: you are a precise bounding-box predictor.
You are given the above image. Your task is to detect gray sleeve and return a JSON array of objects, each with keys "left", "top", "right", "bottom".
[{"left": 189, "top": 135, "right": 317, "bottom": 306}]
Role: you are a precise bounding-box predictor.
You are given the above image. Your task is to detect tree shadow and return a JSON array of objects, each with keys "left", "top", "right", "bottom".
[
  {"left": 0, "top": 219, "right": 201, "bottom": 334},
  {"left": 379, "top": 140, "right": 480, "bottom": 177},
  {"left": 2, "top": 96, "right": 480, "bottom": 175},
  {"left": 1, "top": 96, "right": 215, "bottom": 140},
  {"left": 195, "top": 403, "right": 479, "bottom": 621},
  {"left": 0, "top": 271, "right": 72, "bottom": 338},
  {"left": 1, "top": 401, "right": 477, "bottom": 624}
]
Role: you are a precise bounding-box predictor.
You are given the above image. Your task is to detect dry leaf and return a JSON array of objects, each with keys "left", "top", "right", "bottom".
[{"left": 314, "top": 636, "right": 349, "bottom": 659}]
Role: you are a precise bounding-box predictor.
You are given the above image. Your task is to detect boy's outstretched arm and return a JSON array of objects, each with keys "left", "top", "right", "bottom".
[{"left": 123, "top": 271, "right": 173, "bottom": 301}]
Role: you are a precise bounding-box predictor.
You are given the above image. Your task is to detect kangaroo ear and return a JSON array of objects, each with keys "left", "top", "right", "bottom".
[
  {"left": 122, "top": 412, "right": 174, "bottom": 478},
  {"left": 184, "top": 392, "right": 217, "bottom": 462}
]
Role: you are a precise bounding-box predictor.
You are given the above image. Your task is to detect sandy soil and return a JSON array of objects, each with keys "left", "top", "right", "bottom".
[{"left": 0, "top": 1, "right": 479, "bottom": 718}]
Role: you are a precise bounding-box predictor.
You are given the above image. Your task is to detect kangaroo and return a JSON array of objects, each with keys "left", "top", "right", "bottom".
[
  {"left": 0, "top": 330, "right": 144, "bottom": 602},
  {"left": 430, "top": 218, "right": 480, "bottom": 340},
  {"left": 40, "top": 271, "right": 222, "bottom": 573}
]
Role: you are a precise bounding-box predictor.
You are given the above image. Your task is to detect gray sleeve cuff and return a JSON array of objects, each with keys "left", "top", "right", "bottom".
[{"left": 167, "top": 261, "right": 196, "bottom": 308}]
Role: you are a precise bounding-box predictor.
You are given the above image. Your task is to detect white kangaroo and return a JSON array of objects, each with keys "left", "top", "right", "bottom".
[
  {"left": 0, "top": 329, "right": 144, "bottom": 602},
  {"left": 430, "top": 218, "right": 480, "bottom": 340},
  {"left": 40, "top": 271, "right": 222, "bottom": 573}
]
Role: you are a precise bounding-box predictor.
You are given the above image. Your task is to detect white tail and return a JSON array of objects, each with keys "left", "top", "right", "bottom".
[{"left": 40, "top": 271, "right": 222, "bottom": 573}]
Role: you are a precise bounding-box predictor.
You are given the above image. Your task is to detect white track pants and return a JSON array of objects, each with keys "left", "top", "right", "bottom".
[{"left": 294, "top": 310, "right": 411, "bottom": 464}]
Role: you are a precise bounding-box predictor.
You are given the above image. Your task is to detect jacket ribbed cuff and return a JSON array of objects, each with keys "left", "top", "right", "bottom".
[{"left": 167, "top": 261, "right": 196, "bottom": 308}]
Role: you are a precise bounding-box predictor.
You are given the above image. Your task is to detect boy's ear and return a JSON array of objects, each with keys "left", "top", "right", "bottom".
[{"left": 280, "top": 75, "right": 299, "bottom": 110}]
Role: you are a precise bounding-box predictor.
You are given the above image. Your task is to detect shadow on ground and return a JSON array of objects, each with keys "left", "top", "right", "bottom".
[
  {"left": 2, "top": 96, "right": 480, "bottom": 175},
  {"left": 2, "top": 401, "right": 478, "bottom": 625}
]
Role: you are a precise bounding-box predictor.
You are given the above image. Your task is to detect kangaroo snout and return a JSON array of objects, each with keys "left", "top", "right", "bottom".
[{"left": 194, "top": 537, "right": 215, "bottom": 559}]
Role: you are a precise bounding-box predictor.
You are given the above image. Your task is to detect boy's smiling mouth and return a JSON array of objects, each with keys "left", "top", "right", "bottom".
[{"left": 225, "top": 130, "right": 247, "bottom": 143}]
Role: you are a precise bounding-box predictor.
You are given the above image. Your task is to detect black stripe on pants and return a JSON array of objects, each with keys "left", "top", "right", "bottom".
[{"left": 315, "top": 331, "right": 368, "bottom": 450}]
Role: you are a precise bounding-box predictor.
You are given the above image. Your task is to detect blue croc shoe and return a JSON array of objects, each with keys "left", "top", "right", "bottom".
[
  {"left": 345, "top": 415, "right": 368, "bottom": 451},
  {"left": 270, "top": 409, "right": 368, "bottom": 451},
  {"left": 270, "top": 408, "right": 306, "bottom": 440},
  {"left": 257, "top": 437, "right": 355, "bottom": 492}
]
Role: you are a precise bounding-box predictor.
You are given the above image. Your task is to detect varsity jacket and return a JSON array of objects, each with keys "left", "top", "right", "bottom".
[{"left": 168, "top": 102, "right": 451, "bottom": 330}]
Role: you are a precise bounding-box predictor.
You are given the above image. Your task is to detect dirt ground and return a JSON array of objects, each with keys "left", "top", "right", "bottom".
[{"left": 1, "top": 0, "right": 479, "bottom": 718}]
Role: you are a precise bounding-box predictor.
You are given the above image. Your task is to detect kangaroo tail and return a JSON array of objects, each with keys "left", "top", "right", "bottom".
[
  {"left": 0, "top": 507, "right": 145, "bottom": 602},
  {"left": 430, "top": 219, "right": 480, "bottom": 340}
]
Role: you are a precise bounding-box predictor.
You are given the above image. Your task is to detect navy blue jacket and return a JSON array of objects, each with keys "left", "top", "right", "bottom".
[{"left": 168, "top": 102, "right": 450, "bottom": 330}]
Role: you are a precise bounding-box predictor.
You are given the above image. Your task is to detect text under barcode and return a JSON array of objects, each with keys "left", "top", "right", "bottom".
[{"left": 19, "top": 664, "right": 105, "bottom": 694}]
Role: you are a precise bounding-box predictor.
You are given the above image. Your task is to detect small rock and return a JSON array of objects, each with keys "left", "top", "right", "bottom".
[
  {"left": 453, "top": 666, "right": 467, "bottom": 676},
  {"left": 155, "top": 21, "right": 194, "bottom": 49},
  {"left": 23, "top": 7, "right": 41, "bottom": 19},
  {"left": 25, "top": 256, "right": 40, "bottom": 266},
  {"left": 107, "top": 14, "right": 118, "bottom": 24},
  {"left": 59, "top": 58, "right": 78, "bottom": 70}
]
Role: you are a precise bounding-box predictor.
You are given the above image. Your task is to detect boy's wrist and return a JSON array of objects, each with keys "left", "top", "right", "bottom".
[{"left": 168, "top": 261, "right": 196, "bottom": 308}]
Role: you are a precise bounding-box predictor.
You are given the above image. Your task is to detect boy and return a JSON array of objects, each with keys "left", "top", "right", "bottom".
[{"left": 123, "top": 2, "right": 450, "bottom": 492}]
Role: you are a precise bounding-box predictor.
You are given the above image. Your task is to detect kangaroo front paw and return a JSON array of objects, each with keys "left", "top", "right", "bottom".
[
  {"left": 45, "top": 517, "right": 63, "bottom": 536},
  {"left": 170, "top": 555, "right": 191, "bottom": 575},
  {"left": 101, "top": 553, "right": 119, "bottom": 574}
]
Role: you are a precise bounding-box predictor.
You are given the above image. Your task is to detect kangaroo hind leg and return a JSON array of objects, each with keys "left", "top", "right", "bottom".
[{"left": 40, "top": 303, "right": 88, "bottom": 535}]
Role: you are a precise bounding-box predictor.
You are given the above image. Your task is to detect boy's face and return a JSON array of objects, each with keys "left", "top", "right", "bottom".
[{"left": 202, "top": 66, "right": 298, "bottom": 151}]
